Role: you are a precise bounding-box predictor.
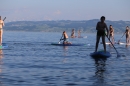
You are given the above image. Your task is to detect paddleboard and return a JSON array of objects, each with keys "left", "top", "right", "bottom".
[
  {"left": 83, "top": 36, "right": 87, "bottom": 38},
  {"left": 0, "top": 43, "right": 8, "bottom": 49},
  {"left": 51, "top": 43, "right": 86, "bottom": 46},
  {"left": 78, "top": 36, "right": 87, "bottom": 38},
  {"left": 100, "top": 42, "right": 110, "bottom": 44},
  {"left": 100, "top": 42, "right": 115, "bottom": 45},
  {"left": 90, "top": 51, "right": 111, "bottom": 58},
  {"left": 101, "top": 42, "right": 130, "bottom": 45},
  {"left": 117, "top": 42, "right": 130, "bottom": 45},
  {"left": 70, "top": 36, "right": 87, "bottom": 38},
  {"left": 105, "top": 42, "right": 111, "bottom": 44}
]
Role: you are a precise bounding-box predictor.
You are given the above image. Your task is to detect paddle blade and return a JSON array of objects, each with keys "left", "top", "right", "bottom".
[
  {"left": 3, "top": 17, "right": 6, "bottom": 21},
  {"left": 116, "top": 52, "right": 121, "bottom": 57}
]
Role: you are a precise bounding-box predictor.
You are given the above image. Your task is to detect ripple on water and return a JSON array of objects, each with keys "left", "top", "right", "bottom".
[{"left": 0, "top": 32, "right": 130, "bottom": 86}]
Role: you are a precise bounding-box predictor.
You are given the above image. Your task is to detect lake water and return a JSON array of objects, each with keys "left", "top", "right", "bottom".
[{"left": 0, "top": 31, "right": 130, "bottom": 86}]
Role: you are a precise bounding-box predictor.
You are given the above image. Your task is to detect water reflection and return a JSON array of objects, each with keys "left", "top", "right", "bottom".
[
  {"left": 63, "top": 46, "right": 68, "bottom": 56},
  {"left": 0, "top": 49, "right": 3, "bottom": 86},
  {"left": 0, "top": 49, "right": 3, "bottom": 73},
  {"left": 92, "top": 56, "right": 107, "bottom": 86},
  {"left": 63, "top": 46, "right": 68, "bottom": 51},
  {"left": 62, "top": 46, "right": 68, "bottom": 63}
]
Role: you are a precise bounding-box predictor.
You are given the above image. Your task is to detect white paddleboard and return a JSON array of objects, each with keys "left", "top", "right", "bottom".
[
  {"left": 100, "top": 42, "right": 113, "bottom": 45},
  {"left": 117, "top": 42, "right": 130, "bottom": 45}
]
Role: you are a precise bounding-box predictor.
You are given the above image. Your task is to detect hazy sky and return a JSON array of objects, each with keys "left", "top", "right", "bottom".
[{"left": 1, "top": 0, "right": 130, "bottom": 22}]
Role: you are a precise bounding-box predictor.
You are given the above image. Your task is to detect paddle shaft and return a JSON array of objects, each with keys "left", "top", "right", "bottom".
[
  {"left": 59, "top": 34, "right": 63, "bottom": 43},
  {"left": 105, "top": 34, "right": 118, "bottom": 54},
  {"left": 118, "top": 32, "right": 125, "bottom": 42},
  {"left": 3, "top": 17, "right": 6, "bottom": 21}
]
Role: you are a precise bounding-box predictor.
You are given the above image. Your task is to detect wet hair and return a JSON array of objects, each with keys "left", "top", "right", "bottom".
[
  {"left": 100, "top": 16, "right": 105, "bottom": 20},
  {"left": 109, "top": 25, "right": 112, "bottom": 28},
  {"left": 109, "top": 25, "right": 113, "bottom": 29},
  {"left": 126, "top": 26, "right": 129, "bottom": 29}
]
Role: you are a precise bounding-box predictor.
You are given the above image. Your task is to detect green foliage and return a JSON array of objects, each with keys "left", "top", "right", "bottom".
[{"left": 4, "top": 20, "right": 130, "bottom": 33}]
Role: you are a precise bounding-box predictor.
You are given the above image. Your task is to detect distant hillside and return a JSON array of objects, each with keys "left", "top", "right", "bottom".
[{"left": 4, "top": 19, "right": 130, "bottom": 33}]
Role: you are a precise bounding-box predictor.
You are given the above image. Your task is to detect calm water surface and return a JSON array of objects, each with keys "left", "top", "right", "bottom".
[{"left": 0, "top": 31, "right": 130, "bottom": 86}]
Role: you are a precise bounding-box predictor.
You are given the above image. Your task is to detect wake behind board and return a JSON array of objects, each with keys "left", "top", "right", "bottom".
[
  {"left": 90, "top": 51, "right": 111, "bottom": 58},
  {"left": 0, "top": 43, "right": 8, "bottom": 49},
  {"left": 51, "top": 43, "right": 86, "bottom": 46}
]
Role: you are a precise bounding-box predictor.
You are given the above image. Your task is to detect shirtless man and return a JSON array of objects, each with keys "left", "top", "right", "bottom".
[
  {"left": 125, "top": 26, "right": 130, "bottom": 44},
  {"left": 95, "top": 16, "right": 109, "bottom": 52},
  {"left": 71, "top": 29, "right": 76, "bottom": 38},
  {"left": 0, "top": 16, "right": 4, "bottom": 46},
  {"left": 109, "top": 25, "right": 114, "bottom": 44},
  {"left": 61, "top": 31, "right": 71, "bottom": 44}
]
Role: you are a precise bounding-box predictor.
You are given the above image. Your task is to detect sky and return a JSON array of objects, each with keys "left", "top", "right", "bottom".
[{"left": 1, "top": 0, "right": 130, "bottom": 22}]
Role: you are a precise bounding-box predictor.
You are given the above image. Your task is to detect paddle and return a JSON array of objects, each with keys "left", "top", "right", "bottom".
[
  {"left": 105, "top": 34, "right": 120, "bottom": 57},
  {"left": 58, "top": 35, "right": 63, "bottom": 44},
  {"left": 58, "top": 39, "right": 62, "bottom": 44},
  {"left": 3, "top": 17, "right": 6, "bottom": 21},
  {"left": 118, "top": 32, "right": 125, "bottom": 43}
]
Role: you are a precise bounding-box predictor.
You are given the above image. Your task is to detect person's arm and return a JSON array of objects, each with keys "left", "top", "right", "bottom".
[
  {"left": 96, "top": 22, "right": 99, "bottom": 30},
  {"left": 2, "top": 20, "right": 4, "bottom": 27},
  {"left": 108, "top": 28, "right": 111, "bottom": 38},
  {"left": 128, "top": 29, "right": 130, "bottom": 36},
  {"left": 113, "top": 28, "right": 114, "bottom": 33},
  {"left": 112, "top": 28, "right": 114, "bottom": 35},
  {"left": 125, "top": 30, "right": 127, "bottom": 34},
  {"left": 105, "top": 23, "right": 109, "bottom": 36}
]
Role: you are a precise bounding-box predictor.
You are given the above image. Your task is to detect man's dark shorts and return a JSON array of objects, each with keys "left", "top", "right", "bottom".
[{"left": 97, "top": 30, "right": 105, "bottom": 36}]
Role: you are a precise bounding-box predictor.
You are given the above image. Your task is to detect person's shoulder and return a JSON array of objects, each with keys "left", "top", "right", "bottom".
[
  {"left": 104, "top": 22, "right": 107, "bottom": 24},
  {"left": 111, "top": 27, "right": 114, "bottom": 29},
  {"left": 97, "top": 21, "right": 101, "bottom": 25},
  {"left": 97, "top": 21, "right": 101, "bottom": 23},
  {"left": 104, "top": 22, "right": 107, "bottom": 26},
  {"left": 0, "top": 20, "right": 4, "bottom": 22}
]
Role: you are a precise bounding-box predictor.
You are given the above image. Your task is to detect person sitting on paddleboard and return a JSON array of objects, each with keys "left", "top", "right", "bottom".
[
  {"left": 95, "top": 16, "right": 109, "bottom": 52},
  {"left": 109, "top": 25, "right": 115, "bottom": 44},
  {"left": 61, "top": 31, "right": 71, "bottom": 44}
]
